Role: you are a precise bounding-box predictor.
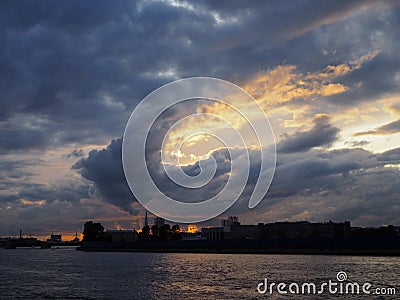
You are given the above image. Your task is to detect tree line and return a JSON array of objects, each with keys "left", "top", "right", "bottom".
[
  {"left": 139, "top": 224, "right": 181, "bottom": 241},
  {"left": 82, "top": 221, "right": 182, "bottom": 242}
]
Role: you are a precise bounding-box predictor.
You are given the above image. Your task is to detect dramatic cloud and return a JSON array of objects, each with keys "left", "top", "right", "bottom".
[
  {"left": 72, "top": 138, "right": 139, "bottom": 215},
  {"left": 277, "top": 115, "right": 340, "bottom": 153},
  {"left": 1, "top": 1, "right": 400, "bottom": 234},
  {"left": 378, "top": 147, "right": 400, "bottom": 162},
  {"left": 71, "top": 137, "right": 400, "bottom": 227}
]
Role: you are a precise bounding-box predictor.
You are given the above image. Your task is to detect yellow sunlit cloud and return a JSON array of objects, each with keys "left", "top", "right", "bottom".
[
  {"left": 20, "top": 199, "right": 46, "bottom": 206},
  {"left": 161, "top": 51, "right": 393, "bottom": 165},
  {"left": 319, "top": 83, "right": 348, "bottom": 96},
  {"left": 245, "top": 51, "right": 379, "bottom": 109},
  {"left": 162, "top": 100, "right": 255, "bottom": 165}
]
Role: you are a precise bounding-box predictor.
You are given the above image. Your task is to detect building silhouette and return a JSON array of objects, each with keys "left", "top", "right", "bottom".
[
  {"left": 202, "top": 217, "right": 351, "bottom": 240},
  {"left": 144, "top": 211, "right": 149, "bottom": 227}
]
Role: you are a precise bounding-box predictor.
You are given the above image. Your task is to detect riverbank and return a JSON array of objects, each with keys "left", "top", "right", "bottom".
[{"left": 77, "top": 239, "right": 400, "bottom": 256}]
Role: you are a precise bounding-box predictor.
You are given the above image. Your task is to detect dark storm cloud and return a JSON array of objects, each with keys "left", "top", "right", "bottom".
[
  {"left": 329, "top": 53, "right": 400, "bottom": 105},
  {"left": 1, "top": 0, "right": 400, "bottom": 233},
  {"left": 354, "top": 119, "right": 400, "bottom": 136},
  {"left": 0, "top": 122, "right": 51, "bottom": 152},
  {"left": 320, "top": 5, "right": 400, "bottom": 106},
  {"left": 72, "top": 137, "right": 230, "bottom": 208},
  {"left": 72, "top": 138, "right": 139, "bottom": 215},
  {"left": 74, "top": 135, "right": 400, "bottom": 226},
  {"left": 277, "top": 115, "right": 340, "bottom": 153},
  {"left": 226, "top": 146, "right": 400, "bottom": 226},
  {"left": 378, "top": 147, "right": 400, "bottom": 162},
  {"left": 269, "top": 148, "right": 379, "bottom": 197},
  {"left": 1, "top": 0, "right": 398, "bottom": 146},
  {"left": 0, "top": 0, "right": 397, "bottom": 158},
  {"left": 198, "top": 0, "right": 385, "bottom": 52},
  {"left": 249, "top": 164, "right": 400, "bottom": 227},
  {"left": 0, "top": 0, "right": 168, "bottom": 145}
]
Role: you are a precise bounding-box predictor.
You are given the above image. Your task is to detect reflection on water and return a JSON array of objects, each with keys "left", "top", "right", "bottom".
[{"left": 0, "top": 248, "right": 399, "bottom": 299}]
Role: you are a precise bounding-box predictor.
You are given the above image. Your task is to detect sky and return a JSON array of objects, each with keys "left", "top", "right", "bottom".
[{"left": 1, "top": 0, "right": 400, "bottom": 237}]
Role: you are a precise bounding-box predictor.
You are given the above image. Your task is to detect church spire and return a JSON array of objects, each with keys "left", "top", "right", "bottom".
[{"left": 144, "top": 211, "right": 148, "bottom": 227}]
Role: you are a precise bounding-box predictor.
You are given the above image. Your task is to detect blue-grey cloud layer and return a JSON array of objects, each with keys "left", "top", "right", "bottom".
[{"left": 1, "top": 0, "right": 400, "bottom": 234}]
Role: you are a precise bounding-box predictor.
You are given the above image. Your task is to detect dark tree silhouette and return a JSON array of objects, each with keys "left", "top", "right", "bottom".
[
  {"left": 150, "top": 224, "right": 159, "bottom": 238},
  {"left": 139, "top": 223, "right": 182, "bottom": 240},
  {"left": 159, "top": 224, "right": 171, "bottom": 240},
  {"left": 83, "top": 221, "right": 106, "bottom": 242},
  {"left": 138, "top": 225, "right": 151, "bottom": 240},
  {"left": 171, "top": 224, "right": 182, "bottom": 240}
]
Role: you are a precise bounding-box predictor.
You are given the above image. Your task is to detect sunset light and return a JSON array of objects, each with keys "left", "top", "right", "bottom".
[{"left": 1, "top": 1, "right": 400, "bottom": 299}]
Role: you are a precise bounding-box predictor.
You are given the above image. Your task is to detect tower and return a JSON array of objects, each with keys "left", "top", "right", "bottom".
[{"left": 144, "top": 211, "right": 148, "bottom": 227}]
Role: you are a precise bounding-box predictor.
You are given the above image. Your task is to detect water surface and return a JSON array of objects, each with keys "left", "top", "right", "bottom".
[{"left": 1, "top": 248, "right": 399, "bottom": 299}]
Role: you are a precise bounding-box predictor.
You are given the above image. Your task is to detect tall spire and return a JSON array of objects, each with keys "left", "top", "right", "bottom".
[{"left": 144, "top": 211, "right": 148, "bottom": 227}]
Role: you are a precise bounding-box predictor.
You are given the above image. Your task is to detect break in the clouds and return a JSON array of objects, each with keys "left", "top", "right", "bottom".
[{"left": 1, "top": 0, "right": 400, "bottom": 235}]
